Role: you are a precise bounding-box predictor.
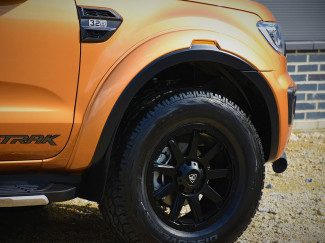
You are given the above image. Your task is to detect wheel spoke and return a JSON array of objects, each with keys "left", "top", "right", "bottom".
[
  {"left": 207, "top": 169, "right": 230, "bottom": 180},
  {"left": 169, "top": 194, "right": 186, "bottom": 220},
  {"left": 153, "top": 182, "right": 176, "bottom": 200},
  {"left": 148, "top": 124, "right": 237, "bottom": 230},
  {"left": 188, "top": 130, "right": 199, "bottom": 158},
  {"left": 201, "top": 143, "right": 222, "bottom": 166},
  {"left": 202, "top": 184, "right": 223, "bottom": 204},
  {"left": 188, "top": 195, "right": 203, "bottom": 223},
  {"left": 154, "top": 163, "right": 177, "bottom": 177},
  {"left": 168, "top": 139, "right": 184, "bottom": 166}
]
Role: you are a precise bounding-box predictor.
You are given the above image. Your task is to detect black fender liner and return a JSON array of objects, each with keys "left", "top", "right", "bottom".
[{"left": 79, "top": 46, "right": 279, "bottom": 202}]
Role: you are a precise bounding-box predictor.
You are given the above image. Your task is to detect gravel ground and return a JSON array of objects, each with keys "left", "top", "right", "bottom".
[
  {"left": 238, "top": 131, "right": 325, "bottom": 243},
  {"left": 0, "top": 131, "right": 324, "bottom": 243}
]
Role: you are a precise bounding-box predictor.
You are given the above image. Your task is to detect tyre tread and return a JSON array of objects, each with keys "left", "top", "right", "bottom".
[{"left": 100, "top": 90, "right": 265, "bottom": 243}]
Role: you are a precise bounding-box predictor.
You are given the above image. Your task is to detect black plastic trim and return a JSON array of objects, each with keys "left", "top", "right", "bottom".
[
  {"left": 287, "top": 88, "right": 296, "bottom": 125},
  {"left": 242, "top": 71, "right": 279, "bottom": 160},
  {"left": 0, "top": 174, "right": 80, "bottom": 202},
  {"left": 91, "top": 48, "right": 260, "bottom": 165},
  {"left": 80, "top": 47, "right": 280, "bottom": 201},
  {"left": 77, "top": 7, "right": 122, "bottom": 43}
]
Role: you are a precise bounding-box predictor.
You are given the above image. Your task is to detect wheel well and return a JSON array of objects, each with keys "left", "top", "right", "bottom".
[
  {"left": 115, "top": 61, "right": 271, "bottom": 161},
  {"left": 79, "top": 56, "right": 275, "bottom": 202}
]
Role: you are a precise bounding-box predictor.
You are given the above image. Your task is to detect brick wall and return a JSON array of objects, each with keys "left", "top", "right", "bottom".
[{"left": 287, "top": 50, "right": 325, "bottom": 129}]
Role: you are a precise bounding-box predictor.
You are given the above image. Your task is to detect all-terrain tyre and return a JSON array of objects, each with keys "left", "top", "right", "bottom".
[{"left": 100, "top": 90, "right": 264, "bottom": 243}]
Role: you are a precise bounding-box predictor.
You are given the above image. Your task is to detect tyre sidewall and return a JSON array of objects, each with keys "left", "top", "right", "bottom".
[{"left": 121, "top": 96, "right": 263, "bottom": 243}]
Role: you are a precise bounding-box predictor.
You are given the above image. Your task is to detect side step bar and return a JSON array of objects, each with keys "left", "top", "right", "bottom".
[
  {"left": 0, "top": 174, "right": 80, "bottom": 207},
  {"left": 0, "top": 183, "right": 77, "bottom": 205},
  {"left": 0, "top": 195, "right": 49, "bottom": 207}
]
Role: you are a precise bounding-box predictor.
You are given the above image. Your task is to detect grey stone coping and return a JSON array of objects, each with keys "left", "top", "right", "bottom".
[{"left": 286, "top": 41, "right": 325, "bottom": 51}]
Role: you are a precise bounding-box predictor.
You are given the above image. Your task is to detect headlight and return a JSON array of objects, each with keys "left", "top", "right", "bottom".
[{"left": 257, "top": 21, "right": 284, "bottom": 55}]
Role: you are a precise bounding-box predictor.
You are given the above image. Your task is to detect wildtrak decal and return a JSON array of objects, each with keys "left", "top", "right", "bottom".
[{"left": 0, "top": 135, "right": 60, "bottom": 145}]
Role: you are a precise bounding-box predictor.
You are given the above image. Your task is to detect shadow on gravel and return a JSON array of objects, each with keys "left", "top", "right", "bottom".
[{"left": 0, "top": 204, "right": 119, "bottom": 243}]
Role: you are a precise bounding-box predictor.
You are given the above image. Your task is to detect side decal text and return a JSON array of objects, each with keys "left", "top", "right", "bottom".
[{"left": 0, "top": 135, "right": 60, "bottom": 145}]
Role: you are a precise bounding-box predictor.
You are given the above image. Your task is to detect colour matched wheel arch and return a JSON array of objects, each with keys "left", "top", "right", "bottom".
[{"left": 79, "top": 46, "right": 279, "bottom": 202}]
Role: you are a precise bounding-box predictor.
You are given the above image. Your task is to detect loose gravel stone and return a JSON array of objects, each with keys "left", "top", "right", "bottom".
[
  {"left": 266, "top": 183, "right": 275, "bottom": 189},
  {"left": 316, "top": 209, "right": 323, "bottom": 216}
]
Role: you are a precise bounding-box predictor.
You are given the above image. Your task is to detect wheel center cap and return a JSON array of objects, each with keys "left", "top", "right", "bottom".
[
  {"left": 177, "top": 161, "right": 204, "bottom": 194},
  {"left": 188, "top": 173, "right": 197, "bottom": 183},
  {"left": 187, "top": 172, "right": 199, "bottom": 184}
]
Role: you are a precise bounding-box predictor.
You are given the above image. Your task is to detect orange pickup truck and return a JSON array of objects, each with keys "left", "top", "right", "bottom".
[{"left": 0, "top": 0, "right": 296, "bottom": 242}]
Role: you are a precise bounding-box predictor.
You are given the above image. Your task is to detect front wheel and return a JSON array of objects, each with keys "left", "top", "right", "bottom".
[{"left": 101, "top": 90, "right": 264, "bottom": 243}]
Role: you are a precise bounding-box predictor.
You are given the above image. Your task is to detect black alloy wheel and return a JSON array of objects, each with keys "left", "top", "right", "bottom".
[
  {"left": 100, "top": 90, "right": 264, "bottom": 243},
  {"left": 147, "top": 124, "right": 238, "bottom": 232}
]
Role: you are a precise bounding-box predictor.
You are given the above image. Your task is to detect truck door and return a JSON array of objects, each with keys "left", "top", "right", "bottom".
[{"left": 0, "top": 0, "right": 80, "bottom": 161}]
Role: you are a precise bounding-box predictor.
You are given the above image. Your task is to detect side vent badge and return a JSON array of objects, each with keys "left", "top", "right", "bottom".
[{"left": 77, "top": 7, "right": 123, "bottom": 43}]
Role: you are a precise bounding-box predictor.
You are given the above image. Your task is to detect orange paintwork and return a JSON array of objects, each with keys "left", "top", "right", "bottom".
[
  {"left": 180, "top": 0, "right": 276, "bottom": 21},
  {"left": 0, "top": 0, "right": 80, "bottom": 161},
  {"left": 0, "top": 0, "right": 295, "bottom": 173}
]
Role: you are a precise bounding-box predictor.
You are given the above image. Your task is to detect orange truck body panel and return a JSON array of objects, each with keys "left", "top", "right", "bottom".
[
  {"left": 0, "top": 0, "right": 79, "bottom": 162},
  {"left": 0, "top": 0, "right": 295, "bottom": 173}
]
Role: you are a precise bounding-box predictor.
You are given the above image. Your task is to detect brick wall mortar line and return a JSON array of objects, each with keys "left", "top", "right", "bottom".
[{"left": 287, "top": 51, "right": 325, "bottom": 125}]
